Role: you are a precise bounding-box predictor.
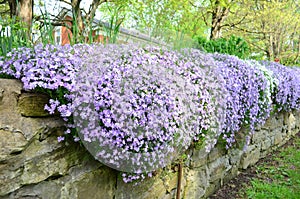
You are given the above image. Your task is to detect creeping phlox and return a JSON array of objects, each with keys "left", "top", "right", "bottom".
[
  {"left": 73, "top": 45, "right": 198, "bottom": 173},
  {"left": 176, "top": 49, "right": 228, "bottom": 151},
  {"left": 260, "top": 61, "right": 300, "bottom": 112},
  {"left": 0, "top": 44, "right": 82, "bottom": 91},
  {"left": 1, "top": 44, "right": 300, "bottom": 183},
  {"left": 72, "top": 45, "right": 225, "bottom": 174},
  {"left": 212, "top": 54, "right": 272, "bottom": 149}
]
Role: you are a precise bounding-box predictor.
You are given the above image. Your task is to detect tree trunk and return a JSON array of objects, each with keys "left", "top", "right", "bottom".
[
  {"left": 268, "top": 35, "right": 274, "bottom": 60},
  {"left": 210, "top": 0, "right": 230, "bottom": 40},
  {"left": 18, "top": 0, "right": 33, "bottom": 31},
  {"left": 8, "top": 0, "right": 33, "bottom": 35},
  {"left": 69, "top": 0, "right": 104, "bottom": 43},
  {"left": 8, "top": 0, "right": 17, "bottom": 17},
  {"left": 71, "top": 0, "right": 84, "bottom": 42}
]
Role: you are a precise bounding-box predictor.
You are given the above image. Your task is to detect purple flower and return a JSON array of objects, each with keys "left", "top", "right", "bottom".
[
  {"left": 1, "top": 43, "right": 299, "bottom": 181},
  {"left": 57, "top": 136, "right": 65, "bottom": 142}
]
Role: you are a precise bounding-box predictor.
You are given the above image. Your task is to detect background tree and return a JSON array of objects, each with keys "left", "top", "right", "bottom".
[
  {"left": 2, "top": 0, "right": 299, "bottom": 65},
  {"left": 190, "top": 0, "right": 238, "bottom": 40},
  {"left": 0, "top": 0, "right": 10, "bottom": 18},
  {"left": 47, "top": 0, "right": 115, "bottom": 43},
  {"left": 223, "top": 0, "right": 300, "bottom": 64},
  {"left": 112, "top": 0, "right": 208, "bottom": 47}
]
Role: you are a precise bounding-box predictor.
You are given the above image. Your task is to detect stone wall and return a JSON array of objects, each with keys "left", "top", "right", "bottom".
[{"left": 0, "top": 78, "right": 299, "bottom": 199}]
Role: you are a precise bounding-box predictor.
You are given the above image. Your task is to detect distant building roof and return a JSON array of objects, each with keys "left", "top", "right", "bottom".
[{"left": 56, "top": 8, "right": 169, "bottom": 47}]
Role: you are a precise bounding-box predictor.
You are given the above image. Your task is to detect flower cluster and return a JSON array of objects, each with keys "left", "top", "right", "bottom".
[
  {"left": 0, "top": 44, "right": 83, "bottom": 91},
  {"left": 0, "top": 44, "right": 91, "bottom": 138},
  {"left": 175, "top": 49, "right": 228, "bottom": 151},
  {"left": 260, "top": 61, "right": 300, "bottom": 112},
  {"left": 212, "top": 54, "right": 272, "bottom": 148},
  {"left": 1, "top": 43, "right": 300, "bottom": 181},
  {"left": 71, "top": 44, "right": 225, "bottom": 173}
]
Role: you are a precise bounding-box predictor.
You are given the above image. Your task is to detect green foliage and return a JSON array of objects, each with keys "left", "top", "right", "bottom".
[
  {"left": 246, "top": 179, "right": 298, "bottom": 199},
  {"left": 170, "top": 31, "right": 196, "bottom": 50},
  {"left": 104, "top": 0, "right": 207, "bottom": 46},
  {"left": 195, "top": 35, "right": 250, "bottom": 59},
  {"left": 38, "top": 12, "right": 56, "bottom": 45},
  {"left": 0, "top": 3, "right": 9, "bottom": 19},
  {"left": 281, "top": 56, "right": 300, "bottom": 67},
  {"left": 239, "top": 135, "right": 300, "bottom": 198},
  {"left": 0, "top": 18, "right": 32, "bottom": 57},
  {"left": 223, "top": 0, "right": 300, "bottom": 65},
  {"left": 0, "top": 73, "right": 14, "bottom": 79},
  {"left": 102, "top": 3, "right": 125, "bottom": 44}
]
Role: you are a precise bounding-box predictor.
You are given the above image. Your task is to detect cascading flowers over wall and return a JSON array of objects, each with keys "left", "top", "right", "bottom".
[
  {"left": 1, "top": 43, "right": 300, "bottom": 182},
  {"left": 212, "top": 54, "right": 272, "bottom": 149},
  {"left": 71, "top": 45, "right": 226, "bottom": 174}
]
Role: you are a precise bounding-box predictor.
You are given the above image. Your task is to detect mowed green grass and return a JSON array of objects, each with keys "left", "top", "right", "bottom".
[{"left": 238, "top": 135, "right": 300, "bottom": 199}]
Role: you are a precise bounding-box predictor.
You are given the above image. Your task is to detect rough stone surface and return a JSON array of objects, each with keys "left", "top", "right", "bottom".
[
  {"left": 208, "top": 146, "right": 226, "bottom": 163},
  {"left": 240, "top": 145, "right": 261, "bottom": 169},
  {"left": 261, "top": 137, "right": 272, "bottom": 151},
  {"left": 183, "top": 168, "right": 207, "bottom": 199},
  {"left": 61, "top": 167, "right": 116, "bottom": 199},
  {"left": 190, "top": 147, "right": 208, "bottom": 168},
  {"left": 0, "top": 79, "right": 299, "bottom": 199},
  {"left": 18, "top": 93, "right": 51, "bottom": 117},
  {"left": 0, "top": 88, "right": 4, "bottom": 102},
  {"left": 252, "top": 129, "right": 268, "bottom": 144}
]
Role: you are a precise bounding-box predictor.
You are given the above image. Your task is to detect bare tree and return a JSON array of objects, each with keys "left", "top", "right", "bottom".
[
  {"left": 54, "top": 0, "right": 109, "bottom": 42},
  {"left": 190, "top": 0, "right": 237, "bottom": 40}
]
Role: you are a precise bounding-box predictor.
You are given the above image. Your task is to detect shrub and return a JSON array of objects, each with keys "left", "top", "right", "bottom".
[
  {"left": 73, "top": 44, "right": 201, "bottom": 173},
  {"left": 195, "top": 35, "right": 250, "bottom": 59},
  {"left": 71, "top": 45, "right": 228, "bottom": 172}
]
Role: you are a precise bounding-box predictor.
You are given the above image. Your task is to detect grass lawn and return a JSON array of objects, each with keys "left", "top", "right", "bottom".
[
  {"left": 238, "top": 133, "right": 300, "bottom": 199},
  {"left": 210, "top": 133, "right": 300, "bottom": 199}
]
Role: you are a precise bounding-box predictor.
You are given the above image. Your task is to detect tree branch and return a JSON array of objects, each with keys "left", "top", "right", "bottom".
[
  {"left": 221, "top": 14, "right": 247, "bottom": 28},
  {"left": 86, "top": 0, "right": 101, "bottom": 22},
  {"left": 250, "top": 41, "right": 268, "bottom": 53},
  {"left": 87, "top": 0, "right": 111, "bottom": 22},
  {"left": 200, "top": 11, "right": 209, "bottom": 26},
  {"left": 36, "top": 17, "right": 73, "bottom": 30},
  {"left": 58, "top": 0, "right": 72, "bottom": 6},
  {"left": 232, "top": 26, "right": 273, "bottom": 35}
]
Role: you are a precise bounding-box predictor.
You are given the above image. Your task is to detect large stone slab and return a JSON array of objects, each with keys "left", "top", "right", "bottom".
[
  {"left": 0, "top": 78, "right": 300, "bottom": 199},
  {"left": 18, "top": 93, "right": 51, "bottom": 117}
]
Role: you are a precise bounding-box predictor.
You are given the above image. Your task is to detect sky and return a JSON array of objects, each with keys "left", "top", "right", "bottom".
[{"left": 35, "top": 0, "right": 101, "bottom": 18}]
